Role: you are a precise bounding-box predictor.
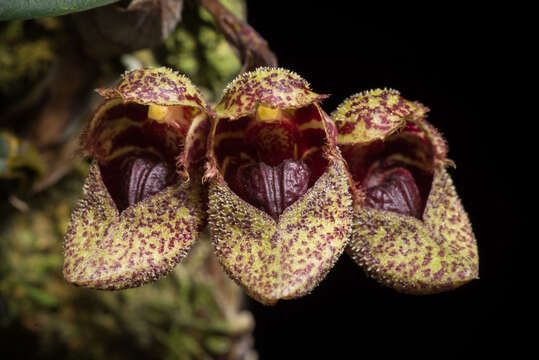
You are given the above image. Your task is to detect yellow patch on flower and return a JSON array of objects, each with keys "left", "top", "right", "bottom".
[
  {"left": 214, "top": 67, "right": 328, "bottom": 120},
  {"left": 332, "top": 89, "right": 421, "bottom": 145}
]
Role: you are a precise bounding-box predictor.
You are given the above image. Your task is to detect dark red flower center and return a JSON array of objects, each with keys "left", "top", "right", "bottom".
[
  {"left": 89, "top": 103, "right": 191, "bottom": 213},
  {"left": 120, "top": 155, "right": 175, "bottom": 210},
  {"left": 364, "top": 166, "right": 423, "bottom": 218},
  {"left": 101, "top": 153, "right": 176, "bottom": 212},
  {"left": 231, "top": 159, "right": 311, "bottom": 220},
  {"left": 213, "top": 104, "right": 332, "bottom": 220},
  {"left": 341, "top": 129, "right": 435, "bottom": 219}
]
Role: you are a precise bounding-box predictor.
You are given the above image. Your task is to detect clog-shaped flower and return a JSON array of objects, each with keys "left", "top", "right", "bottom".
[
  {"left": 332, "top": 89, "right": 479, "bottom": 293},
  {"left": 205, "top": 67, "right": 353, "bottom": 304},
  {"left": 63, "top": 67, "right": 210, "bottom": 289}
]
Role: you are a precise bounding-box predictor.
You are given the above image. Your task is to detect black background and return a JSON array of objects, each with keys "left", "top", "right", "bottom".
[
  {"left": 0, "top": 2, "right": 527, "bottom": 357},
  {"left": 246, "top": 2, "right": 525, "bottom": 357}
]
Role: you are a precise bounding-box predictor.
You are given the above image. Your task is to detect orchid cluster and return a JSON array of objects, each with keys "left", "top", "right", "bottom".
[{"left": 63, "top": 67, "right": 478, "bottom": 305}]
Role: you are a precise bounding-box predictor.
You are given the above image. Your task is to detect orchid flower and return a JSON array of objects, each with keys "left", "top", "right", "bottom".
[{"left": 63, "top": 67, "right": 478, "bottom": 303}]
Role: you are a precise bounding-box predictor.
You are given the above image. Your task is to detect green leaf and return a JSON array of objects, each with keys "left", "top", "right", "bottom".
[{"left": 0, "top": 0, "right": 120, "bottom": 21}]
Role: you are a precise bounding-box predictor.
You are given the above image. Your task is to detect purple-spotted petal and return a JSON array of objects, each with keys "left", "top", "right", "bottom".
[
  {"left": 176, "top": 107, "right": 210, "bottom": 176},
  {"left": 63, "top": 163, "right": 205, "bottom": 289},
  {"left": 214, "top": 67, "right": 328, "bottom": 120},
  {"left": 96, "top": 67, "right": 208, "bottom": 110},
  {"left": 334, "top": 90, "right": 479, "bottom": 293},
  {"left": 348, "top": 165, "right": 478, "bottom": 293},
  {"left": 332, "top": 89, "right": 422, "bottom": 145},
  {"left": 207, "top": 68, "right": 352, "bottom": 304},
  {"left": 208, "top": 160, "right": 352, "bottom": 304},
  {"left": 63, "top": 69, "right": 210, "bottom": 289}
]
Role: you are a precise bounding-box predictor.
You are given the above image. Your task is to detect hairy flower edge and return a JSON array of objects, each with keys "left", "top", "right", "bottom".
[
  {"left": 63, "top": 67, "right": 210, "bottom": 289},
  {"left": 205, "top": 67, "right": 352, "bottom": 304},
  {"left": 333, "top": 89, "right": 479, "bottom": 294}
]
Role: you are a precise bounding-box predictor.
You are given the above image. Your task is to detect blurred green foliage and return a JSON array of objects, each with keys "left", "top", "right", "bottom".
[
  {"left": 163, "top": 0, "right": 244, "bottom": 101},
  {"left": 0, "top": 18, "right": 61, "bottom": 104},
  {"left": 0, "top": 130, "right": 45, "bottom": 181},
  {"left": 0, "top": 163, "right": 254, "bottom": 359},
  {"left": 0, "top": 1, "right": 255, "bottom": 358}
]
